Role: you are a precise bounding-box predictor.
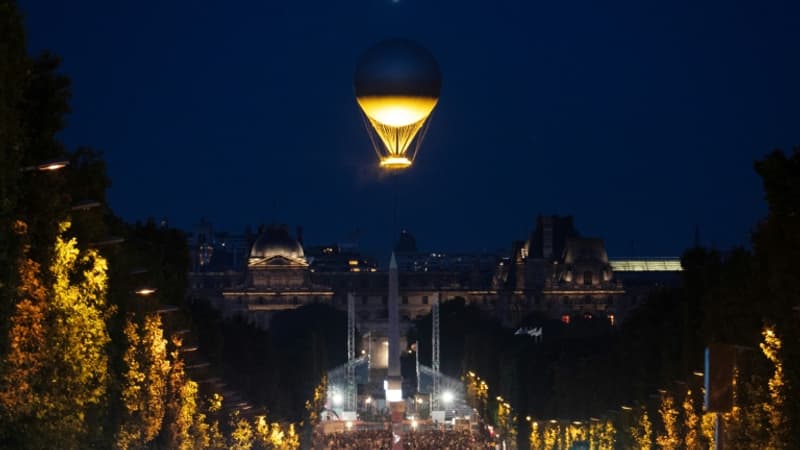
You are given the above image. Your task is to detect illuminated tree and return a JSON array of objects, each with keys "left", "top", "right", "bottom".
[
  {"left": 760, "top": 326, "right": 788, "bottom": 447},
  {"left": 656, "top": 392, "right": 680, "bottom": 449},
  {"left": 183, "top": 388, "right": 228, "bottom": 449},
  {"left": 529, "top": 421, "right": 543, "bottom": 450},
  {"left": 268, "top": 422, "right": 285, "bottom": 448},
  {"left": 701, "top": 412, "right": 716, "bottom": 449},
  {"left": 682, "top": 388, "right": 702, "bottom": 450},
  {"left": 205, "top": 393, "right": 227, "bottom": 449},
  {"left": 496, "top": 400, "right": 517, "bottom": 449},
  {"left": 752, "top": 149, "right": 800, "bottom": 447},
  {"left": 599, "top": 418, "right": 615, "bottom": 450},
  {"left": 0, "top": 254, "right": 48, "bottom": 421},
  {"left": 543, "top": 422, "right": 558, "bottom": 449},
  {"left": 229, "top": 410, "right": 254, "bottom": 450},
  {"left": 0, "top": 223, "right": 113, "bottom": 448},
  {"left": 254, "top": 415, "right": 271, "bottom": 448},
  {"left": 163, "top": 335, "right": 200, "bottom": 450},
  {"left": 629, "top": 407, "right": 652, "bottom": 450},
  {"left": 116, "top": 314, "right": 170, "bottom": 449},
  {"left": 284, "top": 423, "right": 300, "bottom": 450},
  {"left": 302, "top": 374, "right": 327, "bottom": 445}
]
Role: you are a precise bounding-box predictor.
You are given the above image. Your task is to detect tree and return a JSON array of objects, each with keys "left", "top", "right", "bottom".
[
  {"left": 656, "top": 392, "right": 679, "bottom": 450},
  {"left": 752, "top": 148, "right": 800, "bottom": 446},
  {"left": 629, "top": 407, "right": 652, "bottom": 450},
  {"left": 760, "top": 326, "right": 788, "bottom": 447},
  {"left": 163, "top": 335, "right": 197, "bottom": 449},
  {"left": 0, "top": 1, "right": 27, "bottom": 324},
  {"left": 682, "top": 388, "right": 702, "bottom": 450},
  {"left": 0, "top": 222, "right": 113, "bottom": 448},
  {"left": 229, "top": 410, "right": 255, "bottom": 450},
  {"left": 115, "top": 313, "right": 171, "bottom": 449},
  {"left": 302, "top": 374, "right": 327, "bottom": 446},
  {"left": 0, "top": 232, "right": 48, "bottom": 438}
]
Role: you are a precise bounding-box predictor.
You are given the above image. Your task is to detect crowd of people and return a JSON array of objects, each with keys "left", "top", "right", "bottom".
[
  {"left": 316, "top": 429, "right": 391, "bottom": 450},
  {"left": 315, "top": 428, "right": 493, "bottom": 449},
  {"left": 403, "top": 429, "right": 489, "bottom": 449}
]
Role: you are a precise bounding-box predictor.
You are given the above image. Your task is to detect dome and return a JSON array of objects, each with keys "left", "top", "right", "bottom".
[
  {"left": 250, "top": 225, "right": 306, "bottom": 263},
  {"left": 354, "top": 39, "right": 442, "bottom": 99}
]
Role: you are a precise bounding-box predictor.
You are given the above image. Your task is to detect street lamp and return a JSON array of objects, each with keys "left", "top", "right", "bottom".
[
  {"left": 21, "top": 158, "right": 70, "bottom": 172},
  {"left": 69, "top": 200, "right": 102, "bottom": 211},
  {"left": 88, "top": 236, "right": 125, "bottom": 247}
]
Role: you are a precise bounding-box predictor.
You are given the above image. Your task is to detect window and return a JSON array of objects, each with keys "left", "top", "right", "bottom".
[
  {"left": 382, "top": 296, "right": 388, "bottom": 305},
  {"left": 422, "top": 296, "right": 429, "bottom": 305},
  {"left": 583, "top": 271, "right": 593, "bottom": 286},
  {"left": 362, "top": 296, "right": 368, "bottom": 305},
  {"left": 561, "top": 314, "right": 571, "bottom": 325},
  {"left": 608, "top": 314, "right": 616, "bottom": 327},
  {"left": 402, "top": 296, "right": 408, "bottom": 305}
]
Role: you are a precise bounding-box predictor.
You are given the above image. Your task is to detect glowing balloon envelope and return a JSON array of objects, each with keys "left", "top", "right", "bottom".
[{"left": 354, "top": 39, "right": 442, "bottom": 170}]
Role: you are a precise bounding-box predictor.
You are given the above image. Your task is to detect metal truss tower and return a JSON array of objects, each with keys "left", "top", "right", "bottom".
[
  {"left": 346, "top": 293, "right": 356, "bottom": 412},
  {"left": 432, "top": 293, "right": 441, "bottom": 410}
]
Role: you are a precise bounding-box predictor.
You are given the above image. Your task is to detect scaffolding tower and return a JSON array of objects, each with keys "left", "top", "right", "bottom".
[
  {"left": 431, "top": 293, "right": 441, "bottom": 410},
  {"left": 346, "top": 293, "right": 356, "bottom": 412}
]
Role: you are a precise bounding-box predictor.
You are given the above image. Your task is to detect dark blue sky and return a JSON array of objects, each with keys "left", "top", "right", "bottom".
[{"left": 18, "top": 0, "right": 800, "bottom": 256}]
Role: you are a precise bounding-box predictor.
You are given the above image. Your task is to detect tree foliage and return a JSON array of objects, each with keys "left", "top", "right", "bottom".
[
  {"left": 0, "top": 222, "right": 113, "bottom": 448},
  {"left": 116, "top": 313, "right": 170, "bottom": 449}
]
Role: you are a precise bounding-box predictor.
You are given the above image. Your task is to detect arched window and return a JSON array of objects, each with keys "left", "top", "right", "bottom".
[{"left": 583, "top": 271, "right": 593, "bottom": 286}]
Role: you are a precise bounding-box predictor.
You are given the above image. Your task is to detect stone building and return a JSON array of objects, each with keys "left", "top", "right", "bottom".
[{"left": 187, "top": 216, "right": 682, "bottom": 331}]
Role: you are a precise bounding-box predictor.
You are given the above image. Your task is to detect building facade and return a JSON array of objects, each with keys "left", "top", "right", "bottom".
[{"left": 187, "top": 216, "right": 682, "bottom": 332}]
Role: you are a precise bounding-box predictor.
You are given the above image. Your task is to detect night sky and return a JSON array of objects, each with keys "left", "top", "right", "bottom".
[{"left": 18, "top": 0, "right": 800, "bottom": 257}]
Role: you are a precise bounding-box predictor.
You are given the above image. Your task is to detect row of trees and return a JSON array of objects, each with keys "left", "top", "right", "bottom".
[
  {"left": 421, "top": 148, "right": 800, "bottom": 449},
  {"left": 0, "top": 2, "right": 313, "bottom": 447},
  {"left": 464, "top": 320, "right": 788, "bottom": 450}
]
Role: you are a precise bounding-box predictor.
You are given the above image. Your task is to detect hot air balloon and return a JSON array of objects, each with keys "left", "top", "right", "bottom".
[{"left": 354, "top": 39, "right": 442, "bottom": 170}]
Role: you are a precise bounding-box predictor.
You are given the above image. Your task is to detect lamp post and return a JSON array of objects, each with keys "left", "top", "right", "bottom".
[{"left": 20, "top": 158, "right": 70, "bottom": 172}]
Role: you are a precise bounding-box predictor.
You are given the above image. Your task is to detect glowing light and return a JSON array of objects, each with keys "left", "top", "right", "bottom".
[
  {"left": 378, "top": 156, "right": 412, "bottom": 169},
  {"left": 26, "top": 158, "right": 70, "bottom": 172},
  {"left": 357, "top": 96, "right": 437, "bottom": 127},
  {"left": 356, "top": 94, "right": 438, "bottom": 170},
  {"left": 333, "top": 393, "right": 343, "bottom": 406},
  {"left": 386, "top": 389, "right": 403, "bottom": 402},
  {"left": 442, "top": 390, "right": 454, "bottom": 404},
  {"left": 610, "top": 258, "right": 682, "bottom": 272},
  {"left": 365, "top": 396, "right": 372, "bottom": 404},
  {"left": 346, "top": 421, "right": 353, "bottom": 430},
  {"left": 135, "top": 288, "right": 157, "bottom": 296}
]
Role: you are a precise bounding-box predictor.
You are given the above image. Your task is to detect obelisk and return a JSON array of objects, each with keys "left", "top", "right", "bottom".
[{"left": 386, "top": 252, "right": 404, "bottom": 449}]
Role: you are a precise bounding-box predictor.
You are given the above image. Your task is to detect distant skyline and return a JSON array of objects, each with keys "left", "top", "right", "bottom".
[{"left": 18, "top": 0, "right": 800, "bottom": 256}]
